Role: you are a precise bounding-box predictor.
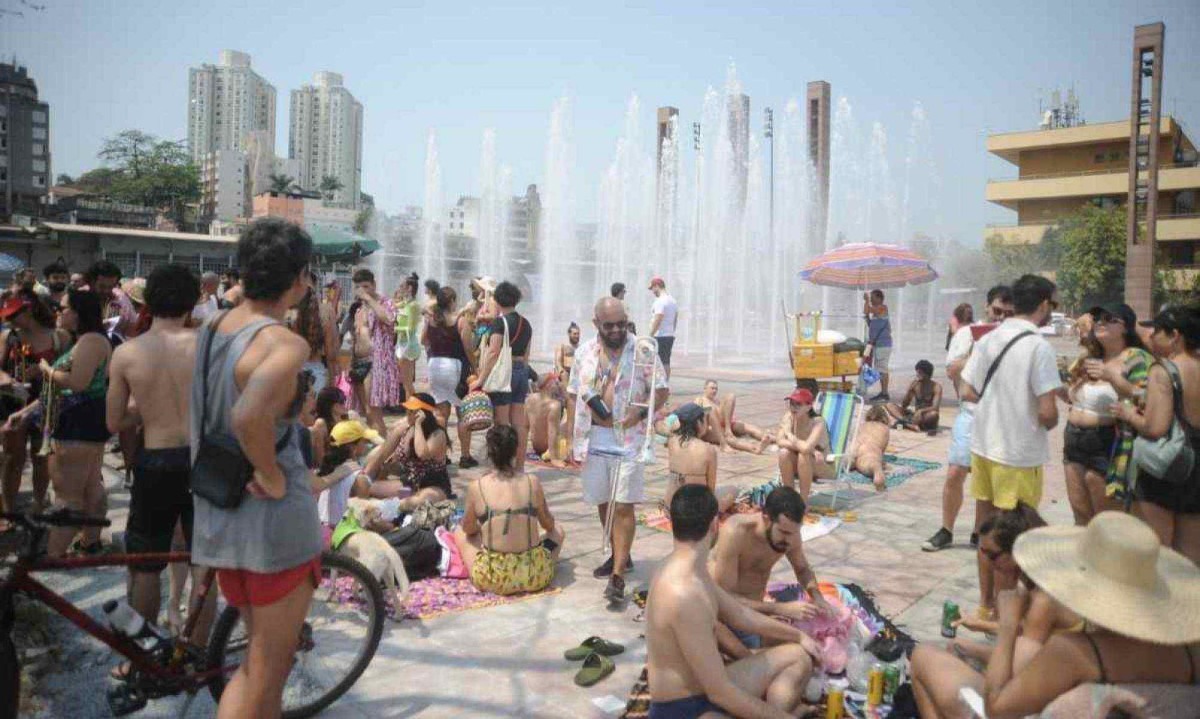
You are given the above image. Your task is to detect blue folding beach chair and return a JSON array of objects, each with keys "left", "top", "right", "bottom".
[{"left": 812, "top": 390, "right": 866, "bottom": 510}]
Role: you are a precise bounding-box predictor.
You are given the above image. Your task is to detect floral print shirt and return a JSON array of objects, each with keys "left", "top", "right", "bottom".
[{"left": 567, "top": 335, "right": 667, "bottom": 462}]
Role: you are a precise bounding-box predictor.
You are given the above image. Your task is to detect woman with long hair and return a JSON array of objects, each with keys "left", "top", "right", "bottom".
[
  {"left": 455, "top": 425, "right": 564, "bottom": 595},
  {"left": 0, "top": 290, "right": 70, "bottom": 529},
  {"left": 472, "top": 281, "right": 534, "bottom": 471},
  {"left": 16, "top": 289, "right": 112, "bottom": 555},
  {"left": 307, "top": 385, "right": 347, "bottom": 471},
  {"left": 393, "top": 272, "right": 421, "bottom": 402},
  {"left": 775, "top": 388, "right": 834, "bottom": 500},
  {"left": 366, "top": 392, "right": 452, "bottom": 512},
  {"left": 421, "top": 286, "right": 469, "bottom": 430},
  {"left": 288, "top": 284, "right": 336, "bottom": 394}
]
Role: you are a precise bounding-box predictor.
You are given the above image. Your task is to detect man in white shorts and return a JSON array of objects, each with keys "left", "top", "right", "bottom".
[{"left": 568, "top": 297, "right": 668, "bottom": 601}]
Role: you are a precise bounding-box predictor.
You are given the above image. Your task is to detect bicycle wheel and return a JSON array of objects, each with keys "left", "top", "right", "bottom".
[
  {"left": 0, "top": 635, "right": 18, "bottom": 719},
  {"left": 206, "top": 552, "right": 386, "bottom": 718}
]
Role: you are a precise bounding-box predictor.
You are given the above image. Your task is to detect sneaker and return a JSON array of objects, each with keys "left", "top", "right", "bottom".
[
  {"left": 970, "top": 532, "right": 979, "bottom": 547},
  {"left": 869, "top": 392, "right": 890, "bottom": 403},
  {"left": 458, "top": 456, "right": 479, "bottom": 469},
  {"left": 922, "top": 527, "right": 953, "bottom": 552},
  {"left": 604, "top": 574, "right": 626, "bottom": 602},
  {"left": 592, "top": 555, "right": 633, "bottom": 578}
]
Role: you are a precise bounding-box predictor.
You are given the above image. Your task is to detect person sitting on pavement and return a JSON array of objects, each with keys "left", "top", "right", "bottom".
[
  {"left": 308, "top": 386, "right": 348, "bottom": 472},
  {"left": 454, "top": 425, "right": 565, "bottom": 596},
  {"left": 525, "top": 369, "right": 568, "bottom": 467},
  {"left": 915, "top": 511, "right": 1200, "bottom": 719},
  {"left": 662, "top": 402, "right": 736, "bottom": 514},
  {"left": 710, "top": 486, "right": 835, "bottom": 659},
  {"left": 885, "top": 359, "right": 942, "bottom": 433},
  {"left": 365, "top": 392, "right": 452, "bottom": 511},
  {"left": 695, "top": 379, "right": 774, "bottom": 454},
  {"left": 315, "top": 420, "right": 379, "bottom": 528},
  {"left": 646, "top": 484, "right": 822, "bottom": 719},
  {"left": 775, "top": 388, "right": 833, "bottom": 500},
  {"left": 852, "top": 405, "right": 890, "bottom": 492}
]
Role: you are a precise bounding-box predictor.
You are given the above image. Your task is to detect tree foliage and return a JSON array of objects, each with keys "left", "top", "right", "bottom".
[
  {"left": 1053, "top": 205, "right": 1127, "bottom": 310},
  {"left": 268, "top": 173, "right": 296, "bottom": 194},
  {"left": 319, "top": 174, "right": 345, "bottom": 201},
  {"left": 95, "top": 130, "right": 200, "bottom": 211}
]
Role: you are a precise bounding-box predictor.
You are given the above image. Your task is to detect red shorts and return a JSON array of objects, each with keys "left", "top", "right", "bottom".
[{"left": 217, "top": 557, "right": 322, "bottom": 608}]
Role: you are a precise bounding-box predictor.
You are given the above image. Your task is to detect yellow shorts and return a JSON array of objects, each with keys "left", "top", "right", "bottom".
[
  {"left": 470, "top": 545, "right": 554, "bottom": 596},
  {"left": 970, "top": 454, "right": 1043, "bottom": 509}
]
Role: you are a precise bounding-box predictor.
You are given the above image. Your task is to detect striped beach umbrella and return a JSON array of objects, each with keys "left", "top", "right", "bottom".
[{"left": 799, "top": 242, "right": 938, "bottom": 289}]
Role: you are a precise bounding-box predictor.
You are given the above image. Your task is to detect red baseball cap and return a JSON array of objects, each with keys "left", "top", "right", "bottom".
[
  {"left": 0, "top": 296, "right": 33, "bottom": 320},
  {"left": 787, "top": 388, "right": 814, "bottom": 405},
  {"left": 648, "top": 276, "right": 665, "bottom": 289}
]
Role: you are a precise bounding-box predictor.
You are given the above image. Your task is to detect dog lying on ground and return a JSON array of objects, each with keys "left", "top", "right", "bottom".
[{"left": 338, "top": 498, "right": 411, "bottom": 619}]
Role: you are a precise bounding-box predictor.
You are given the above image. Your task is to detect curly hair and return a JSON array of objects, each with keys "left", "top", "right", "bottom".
[{"left": 237, "top": 219, "right": 313, "bottom": 301}]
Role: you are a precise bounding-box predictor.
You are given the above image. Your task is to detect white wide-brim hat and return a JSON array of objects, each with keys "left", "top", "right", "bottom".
[{"left": 1013, "top": 511, "right": 1200, "bottom": 645}]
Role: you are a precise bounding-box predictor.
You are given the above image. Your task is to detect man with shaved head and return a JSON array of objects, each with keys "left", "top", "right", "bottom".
[
  {"left": 193, "top": 271, "right": 220, "bottom": 323},
  {"left": 568, "top": 296, "right": 669, "bottom": 600}
]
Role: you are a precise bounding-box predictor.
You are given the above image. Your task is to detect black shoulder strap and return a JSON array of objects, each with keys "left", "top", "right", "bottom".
[
  {"left": 1160, "top": 359, "right": 1192, "bottom": 433},
  {"left": 197, "top": 311, "right": 231, "bottom": 446},
  {"left": 979, "top": 330, "right": 1036, "bottom": 399}
]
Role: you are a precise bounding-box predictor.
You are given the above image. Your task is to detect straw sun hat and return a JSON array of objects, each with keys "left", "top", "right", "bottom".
[{"left": 1013, "top": 511, "right": 1200, "bottom": 645}]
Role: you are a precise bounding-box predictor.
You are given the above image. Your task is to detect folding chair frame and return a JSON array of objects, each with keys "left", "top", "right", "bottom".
[{"left": 815, "top": 390, "right": 866, "bottom": 510}]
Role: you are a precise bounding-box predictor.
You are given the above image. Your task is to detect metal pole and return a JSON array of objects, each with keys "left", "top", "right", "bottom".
[{"left": 764, "top": 108, "right": 774, "bottom": 238}]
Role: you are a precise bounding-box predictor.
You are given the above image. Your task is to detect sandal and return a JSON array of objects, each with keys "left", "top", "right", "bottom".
[
  {"left": 573, "top": 651, "right": 615, "bottom": 687},
  {"left": 564, "top": 636, "right": 625, "bottom": 661}
]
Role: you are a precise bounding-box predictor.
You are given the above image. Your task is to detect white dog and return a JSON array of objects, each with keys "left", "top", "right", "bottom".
[{"left": 339, "top": 498, "right": 411, "bottom": 620}]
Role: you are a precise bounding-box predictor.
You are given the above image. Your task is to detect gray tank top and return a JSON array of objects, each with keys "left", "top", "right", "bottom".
[{"left": 189, "top": 315, "right": 320, "bottom": 573}]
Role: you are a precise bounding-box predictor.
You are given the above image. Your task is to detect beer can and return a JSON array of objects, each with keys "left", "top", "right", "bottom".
[
  {"left": 883, "top": 664, "right": 901, "bottom": 702},
  {"left": 867, "top": 663, "right": 885, "bottom": 706},
  {"left": 941, "top": 600, "right": 960, "bottom": 638},
  {"left": 825, "top": 687, "right": 845, "bottom": 719}
]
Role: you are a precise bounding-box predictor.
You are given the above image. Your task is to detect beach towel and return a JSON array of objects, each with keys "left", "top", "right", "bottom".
[
  {"left": 330, "top": 574, "right": 561, "bottom": 620},
  {"left": 843, "top": 454, "right": 941, "bottom": 489}
]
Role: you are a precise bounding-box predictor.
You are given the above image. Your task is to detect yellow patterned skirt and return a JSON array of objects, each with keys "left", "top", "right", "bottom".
[{"left": 470, "top": 545, "right": 554, "bottom": 596}]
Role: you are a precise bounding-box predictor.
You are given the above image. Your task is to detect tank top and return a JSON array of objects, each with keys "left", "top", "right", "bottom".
[
  {"left": 426, "top": 321, "right": 465, "bottom": 359},
  {"left": 189, "top": 315, "right": 321, "bottom": 573},
  {"left": 1072, "top": 381, "right": 1118, "bottom": 416}
]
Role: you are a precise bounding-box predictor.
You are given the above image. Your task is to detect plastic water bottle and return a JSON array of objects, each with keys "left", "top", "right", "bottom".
[{"left": 102, "top": 599, "right": 172, "bottom": 656}]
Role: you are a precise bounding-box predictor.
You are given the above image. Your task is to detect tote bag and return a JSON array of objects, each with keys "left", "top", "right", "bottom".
[{"left": 482, "top": 314, "right": 514, "bottom": 393}]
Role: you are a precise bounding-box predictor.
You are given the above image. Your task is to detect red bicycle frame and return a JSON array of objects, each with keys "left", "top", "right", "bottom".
[{"left": 8, "top": 551, "right": 227, "bottom": 686}]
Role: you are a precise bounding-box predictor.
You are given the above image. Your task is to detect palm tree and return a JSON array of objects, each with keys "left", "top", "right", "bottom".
[
  {"left": 319, "top": 175, "right": 345, "bottom": 201},
  {"left": 268, "top": 173, "right": 296, "bottom": 194}
]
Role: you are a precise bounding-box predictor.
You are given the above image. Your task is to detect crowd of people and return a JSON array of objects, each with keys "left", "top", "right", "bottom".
[{"left": 2, "top": 217, "right": 1199, "bottom": 717}]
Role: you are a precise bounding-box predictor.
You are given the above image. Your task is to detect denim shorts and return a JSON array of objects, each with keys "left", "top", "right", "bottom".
[
  {"left": 489, "top": 362, "right": 531, "bottom": 407},
  {"left": 948, "top": 405, "right": 974, "bottom": 468}
]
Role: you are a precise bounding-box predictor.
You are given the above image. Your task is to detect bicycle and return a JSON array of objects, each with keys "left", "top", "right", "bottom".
[{"left": 1, "top": 508, "right": 386, "bottom": 718}]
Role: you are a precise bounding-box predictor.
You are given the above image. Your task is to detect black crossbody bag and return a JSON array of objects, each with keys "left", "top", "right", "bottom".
[{"left": 191, "top": 312, "right": 291, "bottom": 509}]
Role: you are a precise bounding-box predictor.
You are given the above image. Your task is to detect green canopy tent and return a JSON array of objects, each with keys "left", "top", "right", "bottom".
[{"left": 307, "top": 226, "right": 381, "bottom": 263}]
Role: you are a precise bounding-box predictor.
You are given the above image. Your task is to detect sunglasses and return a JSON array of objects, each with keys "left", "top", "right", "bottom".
[
  {"left": 1095, "top": 314, "right": 1125, "bottom": 325},
  {"left": 599, "top": 321, "right": 628, "bottom": 331}
]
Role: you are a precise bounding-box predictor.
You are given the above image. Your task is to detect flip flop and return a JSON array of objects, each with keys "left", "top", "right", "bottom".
[
  {"left": 564, "top": 636, "right": 625, "bottom": 661},
  {"left": 573, "top": 651, "right": 614, "bottom": 687}
]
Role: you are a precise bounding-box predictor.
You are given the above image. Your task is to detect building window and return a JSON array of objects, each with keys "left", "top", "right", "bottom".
[
  {"left": 32, "top": 159, "right": 45, "bottom": 172},
  {"left": 33, "top": 175, "right": 46, "bottom": 187},
  {"left": 32, "top": 111, "right": 46, "bottom": 123},
  {"left": 1093, "top": 153, "right": 1105, "bottom": 163},
  {"left": 32, "top": 127, "right": 46, "bottom": 140},
  {"left": 1108, "top": 151, "right": 1121, "bottom": 162},
  {"left": 32, "top": 143, "right": 44, "bottom": 156}
]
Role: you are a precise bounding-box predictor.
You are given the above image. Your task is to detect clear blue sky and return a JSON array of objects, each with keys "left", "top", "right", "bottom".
[{"left": 3, "top": 0, "right": 1198, "bottom": 243}]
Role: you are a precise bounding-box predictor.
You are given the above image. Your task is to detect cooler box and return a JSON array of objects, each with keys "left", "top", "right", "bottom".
[
  {"left": 833, "top": 351, "right": 861, "bottom": 377},
  {"left": 792, "top": 343, "right": 834, "bottom": 378}
]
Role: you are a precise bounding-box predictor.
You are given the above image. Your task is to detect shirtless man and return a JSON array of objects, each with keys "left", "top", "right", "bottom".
[
  {"left": 711, "top": 486, "right": 835, "bottom": 656},
  {"left": 526, "top": 370, "right": 567, "bottom": 467},
  {"left": 884, "top": 359, "right": 942, "bottom": 433},
  {"left": 852, "top": 406, "right": 890, "bottom": 491},
  {"left": 105, "top": 264, "right": 215, "bottom": 655},
  {"left": 696, "top": 379, "right": 773, "bottom": 454},
  {"left": 349, "top": 268, "right": 397, "bottom": 434},
  {"left": 647, "top": 484, "right": 821, "bottom": 719}
]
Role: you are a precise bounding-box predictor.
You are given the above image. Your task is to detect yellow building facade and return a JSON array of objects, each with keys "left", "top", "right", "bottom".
[{"left": 985, "top": 117, "right": 1200, "bottom": 286}]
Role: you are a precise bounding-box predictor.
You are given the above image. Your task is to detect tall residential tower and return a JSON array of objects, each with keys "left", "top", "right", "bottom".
[
  {"left": 1, "top": 62, "right": 51, "bottom": 218},
  {"left": 289, "top": 72, "right": 363, "bottom": 207},
  {"left": 187, "top": 51, "right": 276, "bottom": 163}
]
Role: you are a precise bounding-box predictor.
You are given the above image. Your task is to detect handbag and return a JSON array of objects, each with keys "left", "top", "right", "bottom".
[
  {"left": 459, "top": 390, "right": 494, "bottom": 431},
  {"left": 1132, "top": 359, "right": 1196, "bottom": 484},
  {"left": 191, "top": 312, "right": 293, "bottom": 509},
  {"left": 481, "top": 314, "right": 514, "bottom": 393}
]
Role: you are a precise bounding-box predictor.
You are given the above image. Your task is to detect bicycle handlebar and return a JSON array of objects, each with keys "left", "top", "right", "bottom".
[{"left": 0, "top": 508, "right": 112, "bottom": 529}]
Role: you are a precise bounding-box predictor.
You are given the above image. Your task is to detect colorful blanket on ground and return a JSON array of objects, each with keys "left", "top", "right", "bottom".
[
  {"left": 844, "top": 453, "right": 941, "bottom": 488},
  {"left": 330, "top": 574, "right": 561, "bottom": 620},
  {"left": 619, "top": 582, "right": 915, "bottom": 719}
]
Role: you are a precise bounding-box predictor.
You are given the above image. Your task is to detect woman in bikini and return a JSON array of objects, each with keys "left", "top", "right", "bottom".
[
  {"left": 775, "top": 388, "right": 833, "bottom": 500},
  {"left": 365, "top": 393, "right": 452, "bottom": 512},
  {"left": 663, "top": 403, "right": 735, "bottom": 514},
  {"left": 455, "top": 425, "right": 565, "bottom": 596}
]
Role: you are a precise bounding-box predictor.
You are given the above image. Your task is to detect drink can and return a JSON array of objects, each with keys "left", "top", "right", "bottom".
[
  {"left": 941, "top": 600, "right": 960, "bottom": 638},
  {"left": 825, "top": 687, "right": 845, "bottom": 719},
  {"left": 883, "top": 664, "right": 901, "bottom": 702},
  {"left": 867, "top": 663, "right": 885, "bottom": 706}
]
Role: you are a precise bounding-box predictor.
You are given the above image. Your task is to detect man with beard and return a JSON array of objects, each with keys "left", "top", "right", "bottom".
[
  {"left": 568, "top": 297, "right": 668, "bottom": 601},
  {"left": 42, "top": 260, "right": 71, "bottom": 306},
  {"left": 85, "top": 260, "right": 136, "bottom": 340},
  {"left": 711, "top": 486, "right": 835, "bottom": 654}
]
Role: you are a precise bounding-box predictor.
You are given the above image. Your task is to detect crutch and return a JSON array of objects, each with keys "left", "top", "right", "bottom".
[{"left": 601, "top": 336, "right": 661, "bottom": 553}]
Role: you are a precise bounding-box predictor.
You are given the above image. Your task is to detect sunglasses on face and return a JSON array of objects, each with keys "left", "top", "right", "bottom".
[
  {"left": 599, "top": 321, "right": 628, "bottom": 331},
  {"left": 989, "top": 306, "right": 1014, "bottom": 318},
  {"left": 1095, "top": 314, "right": 1124, "bottom": 325}
]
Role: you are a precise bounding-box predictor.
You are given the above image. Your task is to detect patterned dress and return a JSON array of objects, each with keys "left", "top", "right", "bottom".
[
  {"left": 1106, "top": 346, "right": 1154, "bottom": 500},
  {"left": 566, "top": 335, "right": 667, "bottom": 463},
  {"left": 359, "top": 298, "right": 400, "bottom": 408}
]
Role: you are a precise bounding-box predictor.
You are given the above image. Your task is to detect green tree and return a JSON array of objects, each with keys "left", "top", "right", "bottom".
[
  {"left": 96, "top": 130, "right": 200, "bottom": 223},
  {"left": 1054, "top": 205, "right": 1127, "bottom": 310},
  {"left": 268, "top": 173, "right": 296, "bottom": 194},
  {"left": 54, "top": 173, "right": 74, "bottom": 186},
  {"left": 71, "top": 167, "right": 121, "bottom": 196},
  {"left": 319, "top": 174, "right": 344, "bottom": 201},
  {"left": 359, "top": 191, "right": 374, "bottom": 208}
]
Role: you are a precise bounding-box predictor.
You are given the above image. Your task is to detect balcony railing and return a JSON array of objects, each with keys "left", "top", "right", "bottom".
[
  {"left": 989, "top": 161, "right": 1199, "bottom": 183},
  {"left": 985, "top": 212, "right": 1200, "bottom": 229}
]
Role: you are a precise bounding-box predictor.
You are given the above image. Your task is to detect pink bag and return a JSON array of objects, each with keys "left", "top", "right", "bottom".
[{"left": 335, "top": 371, "right": 352, "bottom": 399}]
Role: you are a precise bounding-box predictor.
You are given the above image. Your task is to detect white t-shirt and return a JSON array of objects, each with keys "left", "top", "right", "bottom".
[
  {"left": 946, "top": 325, "right": 977, "bottom": 412},
  {"left": 317, "top": 463, "right": 360, "bottom": 525},
  {"left": 192, "top": 295, "right": 219, "bottom": 323},
  {"left": 651, "top": 293, "right": 678, "bottom": 337},
  {"left": 962, "top": 318, "right": 1061, "bottom": 467}
]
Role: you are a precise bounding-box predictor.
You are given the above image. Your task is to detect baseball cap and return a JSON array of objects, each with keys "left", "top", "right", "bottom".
[
  {"left": 1087, "top": 302, "right": 1137, "bottom": 328},
  {"left": 330, "top": 420, "right": 383, "bottom": 447},
  {"left": 1139, "top": 305, "right": 1200, "bottom": 341},
  {"left": 401, "top": 394, "right": 438, "bottom": 413},
  {"left": 648, "top": 276, "right": 665, "bottom": 290},
  {"left": 0, "top": 295, "right": 33, "bottom": 320},
  {"left": 787, "top": 388, "right": 815, "bottom": 405}
]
